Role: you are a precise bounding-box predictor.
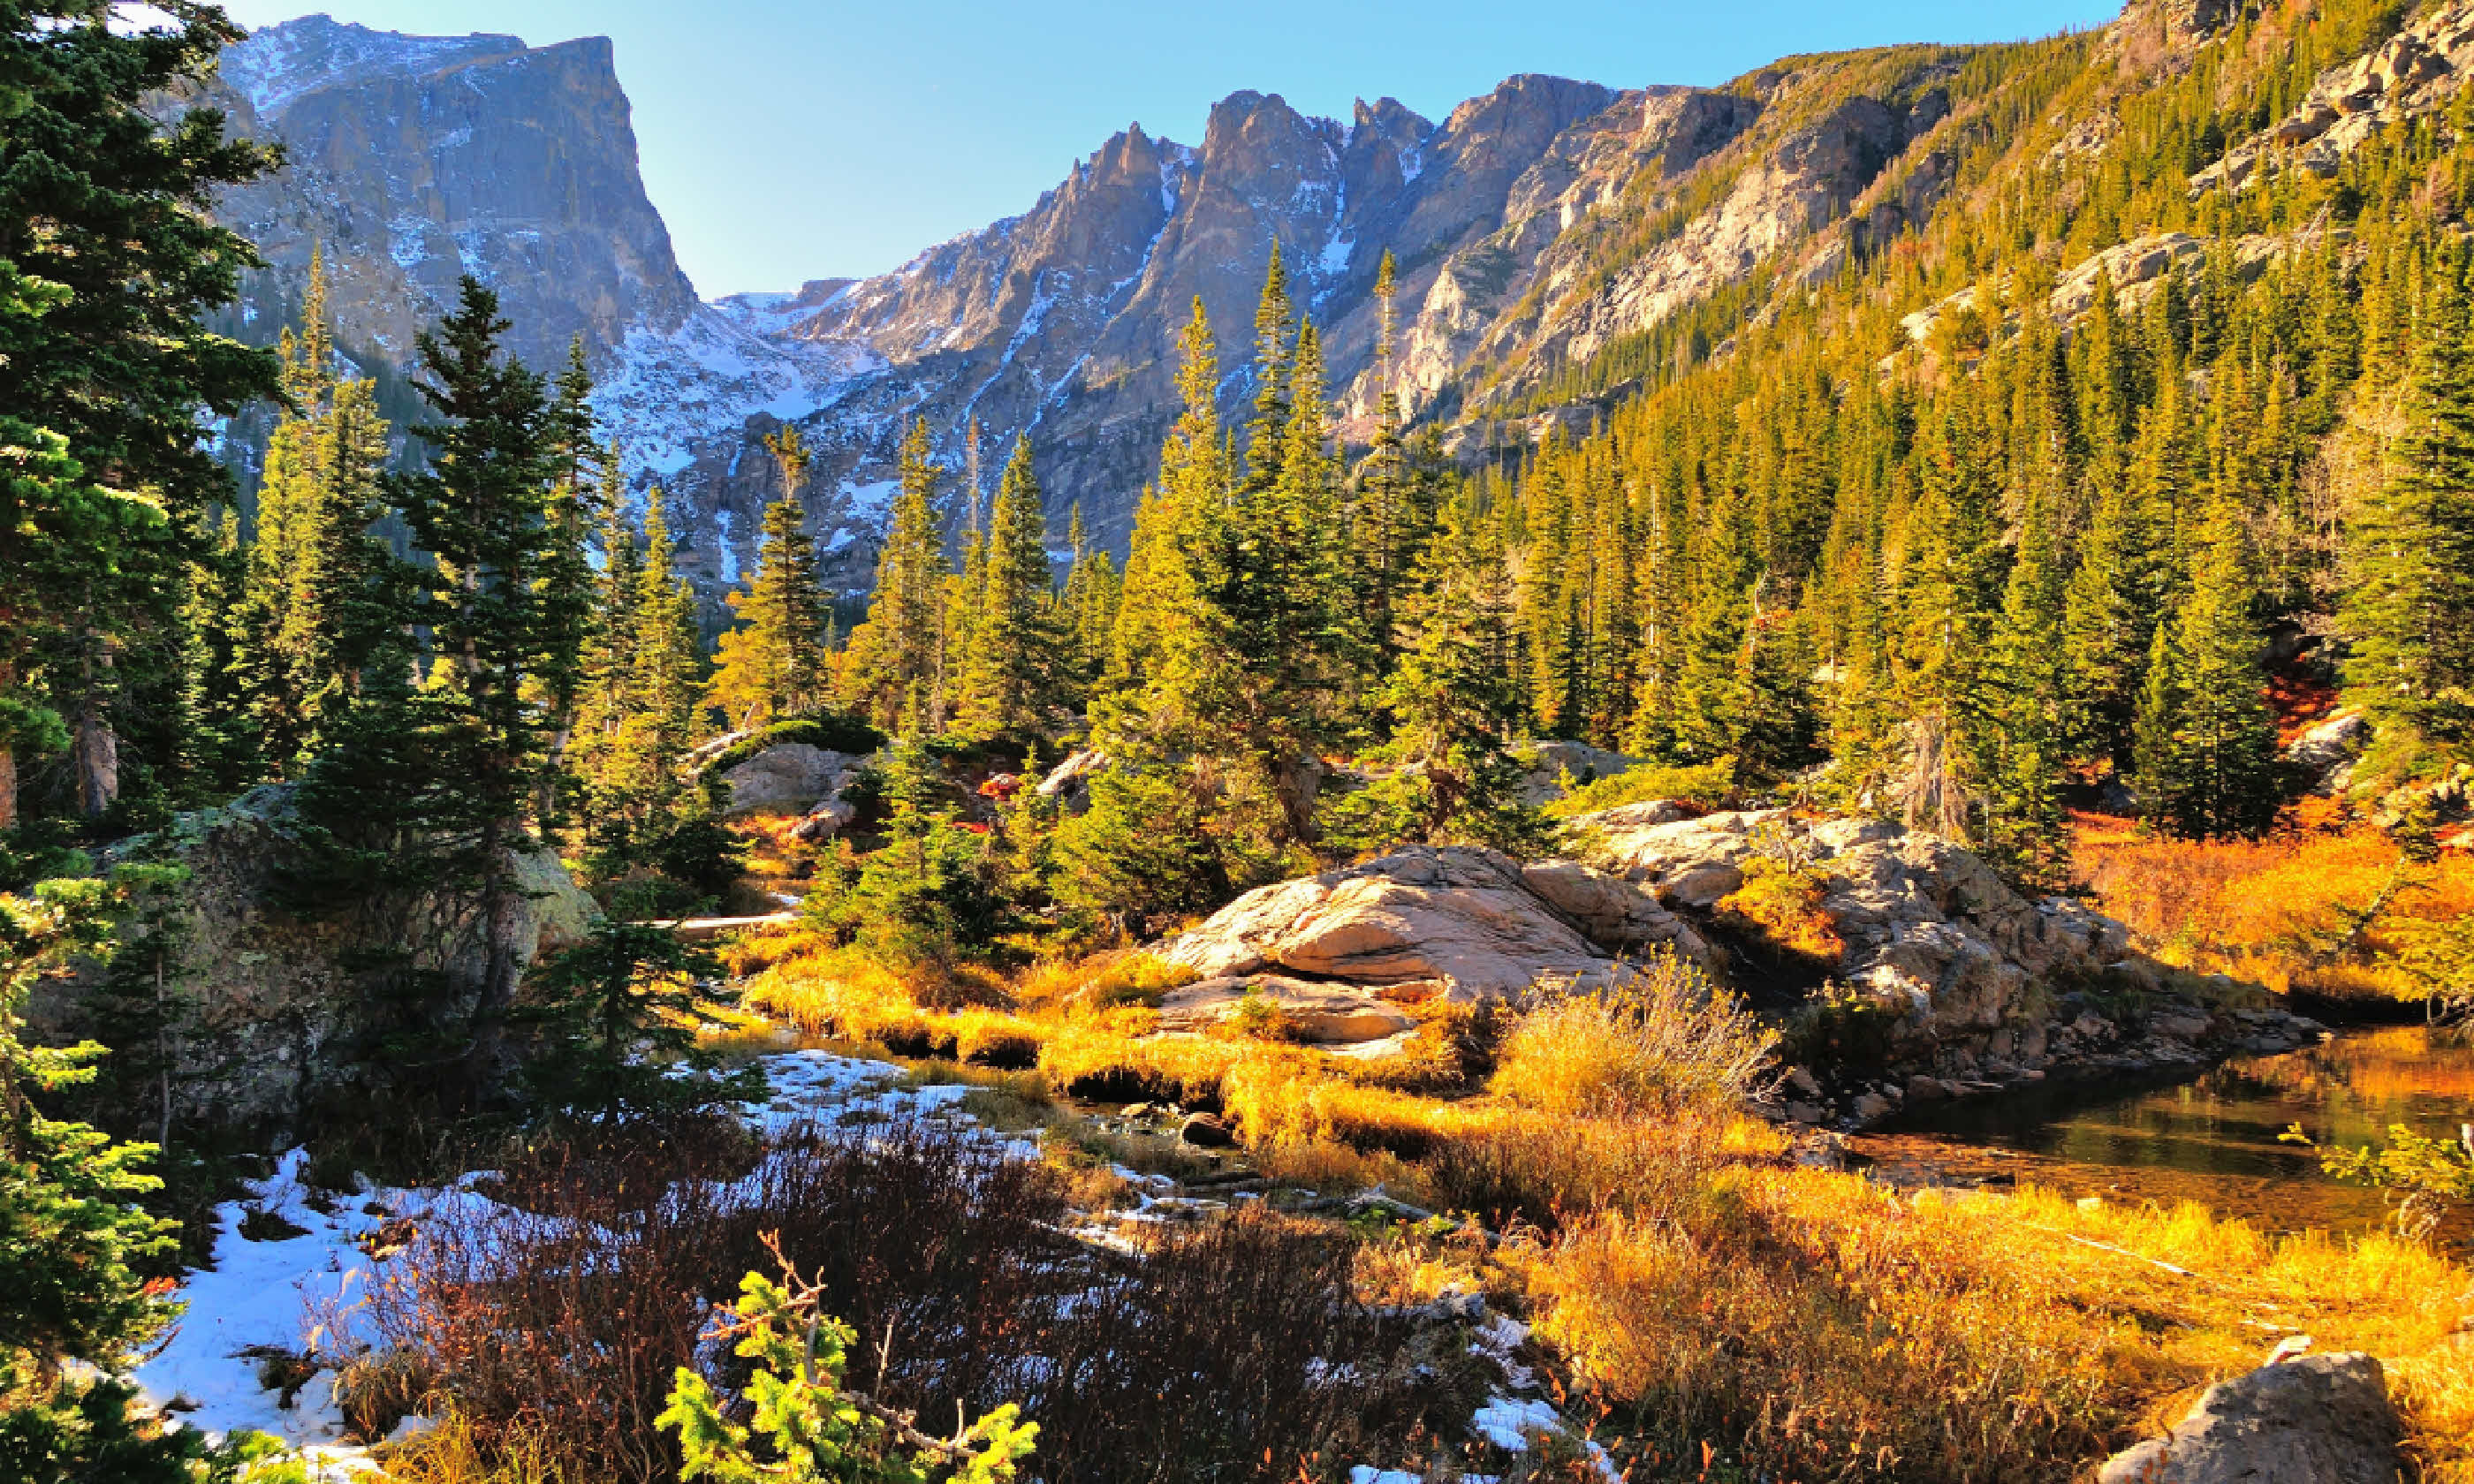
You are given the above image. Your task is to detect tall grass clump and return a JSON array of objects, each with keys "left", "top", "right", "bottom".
[{"left": 1490, "top": 956, "right": 1778, "bottom": 1121}]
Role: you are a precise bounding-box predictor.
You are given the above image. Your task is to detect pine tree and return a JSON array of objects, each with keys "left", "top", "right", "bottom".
[
  {"left": 1059, "top": 503, "right": 1119, "bottom": 689},
  {"left": 1384, "top": 492, "right": 1543, "bottom": 851},
  {"left": 710, "top": 426, "right": 828, "bottom": 730},
  {"left": 1985, "top": 491, "right": 2070, "bottom": 882},
  {"left": 1097, "top": 299, "right": 1223, "bottom": 753},
  {"left": 838, "top": 419, "right": 948, "bottom": 733},
  {"left": 228, "top": 250, "right": 402, "bottom": 777},
  {"left": 382, "top": 277, "right": 572, "bottom": 1074},
  {"left": 958, "top": 439, "right": 1066, "bottom": 737},
  {"left": 2166, "top": 498, "right": 2282, "bottom": 837},
  {"left": 2345, "top": 244, "right": 2474, "bottom": 760},
  {"left": 1894, "top": 401, "right": 2002, "bottom": 838},
  {"left": 2131, "top": 617, "right": 2188, "bottom": 828},
  {"left": 0, "top": 4, "right": 278, "bottom": 829}
]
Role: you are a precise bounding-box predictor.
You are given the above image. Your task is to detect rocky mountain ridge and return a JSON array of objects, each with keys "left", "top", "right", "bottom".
[
  {"left": 201, "top": 12, "right": 2026, "bottom": 610},
  {"left": 205, "top": 1, "right": 2440, "bottom": 617}
]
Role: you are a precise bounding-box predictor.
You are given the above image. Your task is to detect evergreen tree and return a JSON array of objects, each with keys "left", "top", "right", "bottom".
[
  {"left": 957, "top": 439, "right": 1066, "bottom": 737},
  {"left": 1985, "top": 491, "right": 2070, "bottom": 882},
  {"left": 839, "top": 419, "right": 948, "bottom": 733},
  {"left": 1059, "top": 502, "right": 1119, "bottom": 689},
  {"left": 2130, "top": 617, "right": 2188, "bottom": 828},
  {"left": 2163, "top": 499, "right": 2282, "bottom": 837},
  {"left": 1381, "top": 493, "right": 1542, "bottom": 852},
  {"left": 382, "top": 277, "right": 571, "bottom": 1074},
  {"left": 228, "top": 250, "right": 401, "bottom": 777},
  {"left": 0, "top": 2, "right": 279, "bottom": 827},
  {"left": 2345, "top": 245, "right": 2474, "bottom": 760},
  {"left": 0, "top": 872, "right": 245, "bottom": 1474},
  {"left": 710, "top": 426, "right": 828, "bottom": 729}
]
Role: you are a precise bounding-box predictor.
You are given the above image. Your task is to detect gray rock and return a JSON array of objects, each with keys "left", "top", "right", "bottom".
[
  {"left": 2284, "top": 710, "right": 2371, "bottom": 797},
  {"left": 1160, "top": 844, "right": 1711, "bottom": 1003},
  {"left": 2097, "top": 1352, "right": 2402, "bottom": 1484},
  {"left": 1156, "top": 975, "right": 1420, "bottom": 1045},
  {"left": 720, "top": 744, "right": 856, "bottom": 816},
  {"left": 1515, "top": 740, "right": 1640, "bottom": 805}
]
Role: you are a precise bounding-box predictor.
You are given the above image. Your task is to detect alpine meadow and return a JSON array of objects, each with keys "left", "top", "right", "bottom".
[{"left": 11, "top": 1, "right": 2474, "bottom": 1480}]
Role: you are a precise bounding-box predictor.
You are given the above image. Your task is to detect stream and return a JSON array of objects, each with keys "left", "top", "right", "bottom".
[{"left": 1848, "top": 1023, "right": 2474, "bottom": 1249}]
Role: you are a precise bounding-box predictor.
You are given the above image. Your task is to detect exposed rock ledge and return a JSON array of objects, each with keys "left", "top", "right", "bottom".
[{"left": 1155, "top": 808, "right": 2324, "bottom": 1126}]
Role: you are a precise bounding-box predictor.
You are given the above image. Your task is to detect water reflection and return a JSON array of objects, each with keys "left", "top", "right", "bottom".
[{"left": 1849, "top": 1025, "right": 2474, "bottom": 1247}]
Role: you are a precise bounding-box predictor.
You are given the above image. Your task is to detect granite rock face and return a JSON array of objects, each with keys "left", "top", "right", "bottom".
[
  {"left": 32, "top": 784, "right": 600, "bottom": 1138},
  {"left": 1159, "top": 844, "right": 1709, "bottom": 1006},
  {"left": 2098, "top": 1353, "right": 2403, "bottom": 1484}
]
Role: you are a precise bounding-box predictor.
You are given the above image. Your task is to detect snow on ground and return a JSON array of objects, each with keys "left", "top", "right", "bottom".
[{"left": 128, "top": 1049, "right": 979, "bottom": 1473}]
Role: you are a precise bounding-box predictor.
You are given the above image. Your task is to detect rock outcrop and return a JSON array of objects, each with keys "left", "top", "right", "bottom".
[
  {"left": 38, "top": 786, "right": 601, "bottom": 1136},
  {"left": 2285, "top": 709, "right": 2370, "bottom": 798},
  {"left": 2097, "top": 1352, "right": 2404, "bottom": 1484},
  {"left": 718, "top": 743, "right": 862, "bottom": 817},
  {"left": 2197, "top": 1, "right": 2474, "bottom": 193},
  {"left": 1160, "top": 844, "right": 1710, "bottom": 1003},
  {"left": 1151, "top": 807, "right": 2321, "bottom": 1114},
  {"left": 1572, "top": 805, "right": 2323, "bottom": 1115}
]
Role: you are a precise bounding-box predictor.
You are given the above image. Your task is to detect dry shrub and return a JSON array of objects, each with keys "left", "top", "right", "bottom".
[
  {"left": 1529, "top": 1170, "right": 2474, "bottom": 1484},
  {"left": 2074, "top": 816, "right": 2474, "bottom": 1000},
  {"left": 1013, "top": 949, "right": 1199, "bottom": 1012},
  {"left": 353, "top": 1116, "right": 1438, "bottom": 1484},
  {"left": 378, "top": 1414, "right": 574, "bottom": 1484},
  {"left": 2394, "top": 1336, "right": 2474, "bottom": 1484},
  {"left": 1714, "top": 858, "right": 1847, "bottom": 961},
  {"left": 1490, "top": 958, "right": 1778, "bottom": 1122},
  {"left": 1420, "top": 1109, "right": 1749, "bottom": 1230}
]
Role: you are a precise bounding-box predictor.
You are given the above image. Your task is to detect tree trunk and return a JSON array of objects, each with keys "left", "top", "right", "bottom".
[
  {"left": 74, "top": 628, "right": 118, "bottom": 818},
  {"left": 464, "top": 814, "right": 522, "bottom": 1087},
  {"left": 0, "top": 654, "right": 19, "bottom": 832},
  {"left": 1271, "top": 750, "right": 1323, "bottom": 844}
]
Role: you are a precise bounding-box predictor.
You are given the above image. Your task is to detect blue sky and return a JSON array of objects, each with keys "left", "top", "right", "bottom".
[{"left": 220, "top": 1, "right": 2126, "bottom": 298}]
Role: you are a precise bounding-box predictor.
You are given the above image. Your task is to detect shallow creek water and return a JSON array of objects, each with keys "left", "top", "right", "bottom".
[{"left": 1848, "top": 1023, "right": 2474, "bottom": 1248}]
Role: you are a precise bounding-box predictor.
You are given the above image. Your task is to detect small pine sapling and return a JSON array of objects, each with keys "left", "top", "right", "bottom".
[{"left": 657, "top": 1238, "right": 1037, "bottom": 1483}]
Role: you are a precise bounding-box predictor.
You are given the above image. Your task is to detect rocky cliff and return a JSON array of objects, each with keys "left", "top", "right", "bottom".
[
  {"left": 202, "top": 13, "right": 2003, "bottom": 611},
  {"left": 212, "top": 2, "right": 2426, "bottom": 617}
]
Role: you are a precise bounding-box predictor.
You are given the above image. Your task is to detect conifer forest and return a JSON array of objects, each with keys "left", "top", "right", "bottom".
[{"left": 5, "top": 2, "right": 2474, "bottom": 1480}]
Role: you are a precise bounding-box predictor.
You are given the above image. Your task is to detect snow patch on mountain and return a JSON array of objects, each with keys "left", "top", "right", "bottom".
[
  {"left": 593, "top": 304, "right": 879, "bottom": 485},
  {"left": 222, "top": 15, "right": 524, "bottom": 121}
]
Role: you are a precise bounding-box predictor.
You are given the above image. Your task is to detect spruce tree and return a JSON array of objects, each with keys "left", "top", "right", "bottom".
[
  {"left": 0, "top": 2, "right": 278, "bottom": 828},
  {"left": 1383, "top": 492, "right": 1539, "bottom": 850},
  {"left": 1985, "top": 491, "right": 2070, "bottom": 882},
  {"left": 2345, "top": 244, "right": 2474, "bottom": 760},
  {"left": 710, "top": 426, "right": 828, "bottom": 730},
  {"left": 958, "top": 439, "right": 1065, "bottom": 737},
  {"left": 382, "top": 277, "right": 570, "bottom": 1075},
  {"left": 838, "top": 419, "right": 948, "bottom": 733},
  {"left": 2167, "top": 498, "right": 2282, "bottom": 837}
]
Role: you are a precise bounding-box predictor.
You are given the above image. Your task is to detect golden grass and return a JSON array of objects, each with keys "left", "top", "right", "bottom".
[
  {"left": 377, "top": 1415, "right": 575, "bottom": 1484},
  {"left": 1527, "top": 1172, "right": 2474, "bottom": 1482},
  {"left": 720, "top": 928, "right": 2474, "bottom": 1482},
  {"left": 2073, "top": 814, "right": 2474, "bottom": 1000}
]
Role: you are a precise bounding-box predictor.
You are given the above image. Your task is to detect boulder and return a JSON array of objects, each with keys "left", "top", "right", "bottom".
[
  {"left": 720, "top": 744, "right": 858, "bottom": 816},
  {"left": 1157, "top": 974, "right": 1422, "bottom": 1044},
  {"left": 1514, "top": 740, "right": 1639, "bottom": 805},
  {"left": 2284, "top": 709, "right": 2369, "bottom": 797},
  {"left": 791, "top": 797, "right": 860, "bottom": 844},
  {"left": 57, "top": 785, "right": 602, "bottom": 1137},
  {"left": 1160, "top": 844, "right": 1709, "bottom": 1003},
  {"left": 2097, "top": 1352, "right": 2403, "bottom": 1484},
  {"left": 1035, "top": 748, "right": 1111, "bottom": 814},
  {"left": 1568, "top": 803, "right": 2322, "bottom": 1083}
]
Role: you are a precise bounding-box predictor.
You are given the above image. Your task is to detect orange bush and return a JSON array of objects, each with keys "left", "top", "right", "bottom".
[{"left": 2072, "top": 814, "right": 2474, "bottom": 999}]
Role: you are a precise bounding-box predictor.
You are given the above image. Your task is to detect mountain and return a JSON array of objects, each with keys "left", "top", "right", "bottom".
[
  {"left": 209, "top": 2, "right": 2453, "bottom": 617},
  {"left": 198, "top": 14, "right": 1992, "bottom": 612}
]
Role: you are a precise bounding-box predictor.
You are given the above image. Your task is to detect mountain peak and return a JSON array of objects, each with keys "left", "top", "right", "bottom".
[{"left": 222, "top": 13, "right": 528, "bottom": 120}]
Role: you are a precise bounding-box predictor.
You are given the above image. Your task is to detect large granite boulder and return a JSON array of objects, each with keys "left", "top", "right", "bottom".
[
  {"left": 720, "top": 743, "right": 860, "bottom": 816},
  {"left": 43, "top": 785, "right": 602, "bottom": 1137},
  {"left": 1514, "top": 740, "right": 1639, "bottom": 805},
  {"left": 1567, "top": 804, "right": 2325, "bottom": 1105},
  {"left": 2097, "top": 1352, "right": 2402, "bottom": 1484},
  {"left": 1159, "top": 844, "right": 1709, "bottom": 1003},
  {"left": 1156, "top": 974, "right": 1423, "bottom": 1044}
]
